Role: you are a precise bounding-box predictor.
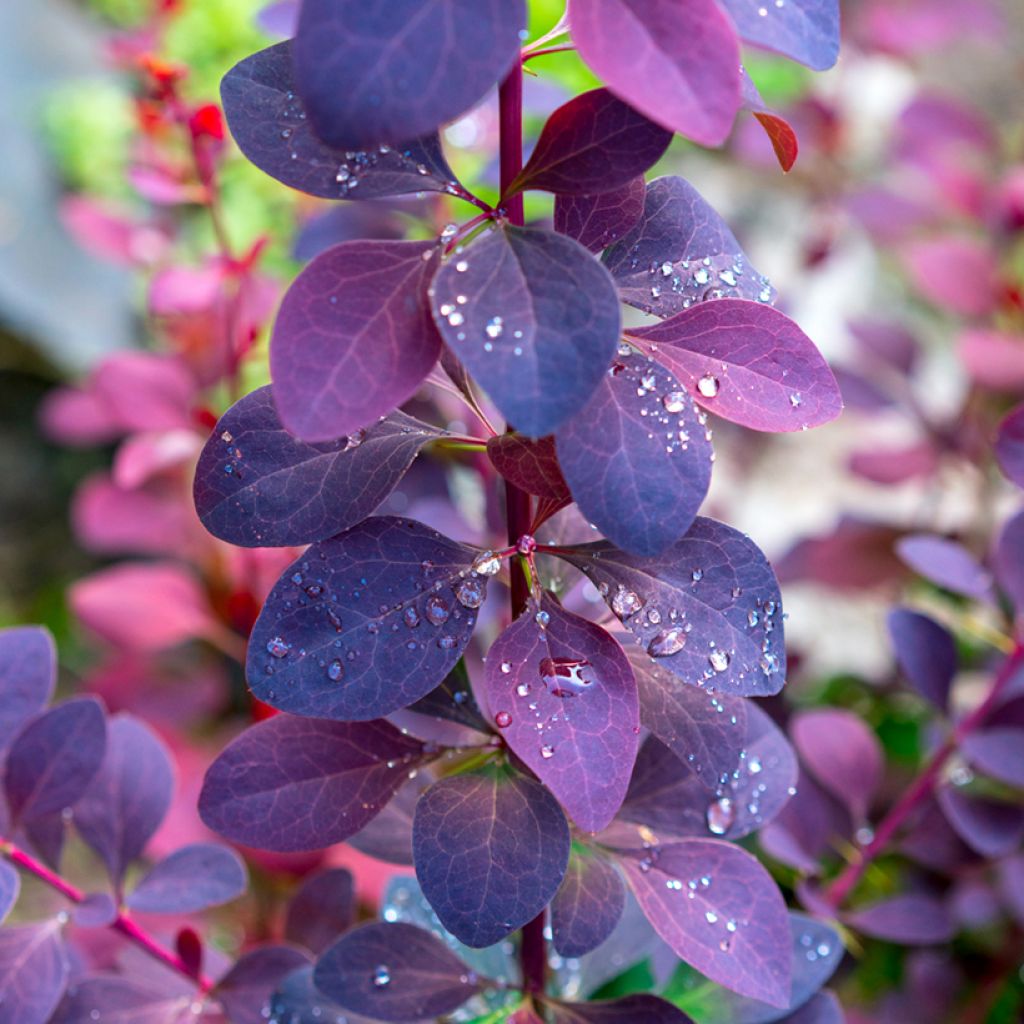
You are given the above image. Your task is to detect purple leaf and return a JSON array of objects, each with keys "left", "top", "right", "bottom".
[
  {"left": 996, "top": 510, "right": 1024, "bottom": 611},
  {"left": 73, "top": 713, "right": 174, "bottom": 886},
  {"left": 551, "top": 848, "right": 626, "bottom": 957},
  {"left": 403, "top": 664, "right": 490, "bottom": 737},
  {"left": 257, "top": 0, "right": 297, "bottom": 37},
  {"left": 215, "top": 945, "right": 311, "bottom": 1024},
  {"left": 936, "top": 786, "right": 1024, "bottom": 859},
  {"left": 486, "top": 434, "right": 571, "bottom": 502},
  {"left": 222, "top": 43, "right": 460, "bottom": 200},
  {"left": 412, "top": 765, "right": 570, "bottom": 947},
  {"left": 554, "top": 177, "right": 647, "bottom": 254},
  {"left": 485, "top": 595, "right": 639, "bottom": 831},
  {"left": 199, "top": 715, "right": 428, "bottom": 852},
  {"left": 621, "top": 839, "right": 791, "bottom": 1006},
  {"left": 997, "top": 855, "right": 1024, "bottom": 927},
  {"left": 790, "top": 709, "right": 882, "bottom": 820},
  {"left": 627, "top": 300, "right": 841, "bottom": 433},
  {"left": 547, "top": 994, "right": 696, "bottom": 1023},
  {"left": 569, "top": 0, "right": 741, "bottom": 146},
  {"left": 285, "top": 869, "right": 355, "bottom": 955},
  {"left": 346, "top": 774, "right": 424, "bottom": 866},
  {"left": 268, "top": 965, "right": 360, "bottom": 1024},
  {"left": 4, "top": 697, "right": 106, "bottom": 825},
  {"left": 0, "top": 625, "right": 56, "bottom": 750},
  {"left": 51, "top": 975, "right": 192, "bottom": 1024},
  {"left": 0, "top": 921, "right": 69, "bottom": 1024},
  {"left": 896, "top": 534, "right": 993, "bottom": 601},
  {"left": 126, "top": 843, "right": 247, "bottom": 914},
  {"left": 603, "top": 177, "right": 773, "bottom": 317},
  {"left": 271, "top": 240, "right": 442, "bottom": 442},
  {"left": 779, "top": 991, "right": 844, "bottom": 1024},
  {"left": 314, "top": 922, "right": 480, "bottom": 1022},
  {"left": 847, "top": 318, "right": 919, "bottom": 375},
  {"left": 845, "top": 894, "right": 954, "bottom": 945},
  {"left": 887, "top": 608, "right": 956, "bottom": 712},
  {"left": 960, "top": 727, "right": 1024, "bottom": 788},
  {"left": 995, "top": 404, "right": 1024, "bottom": 488},
  {"left": 72, "top": 892, "right": 117, "bottom": 928},
  {"left": 246, "top": 517, "right": 485, "bottom": 720},
  {"left": 0, "top": 860, "right": 19, "bottom": 924},
  {"left": 294, "top": 0, "right": 525, "bottom": 149},
  {"left": 508, "top": 89, "right": 671, "bottom": 197},
  {"left": 556, "top": 517, "right": 786, "bottom": 697},
  {"left": 556, "top": 351, "right": 712, "bottom": 555},
  {"left": 718, "top": 0, "right": 839, "bottom": 70},
  {"left": 429, "top": 225, "right": 621, "bottom": 436},
  {"left": 195, "top": 386, "right": 444, "bottom": 547}
]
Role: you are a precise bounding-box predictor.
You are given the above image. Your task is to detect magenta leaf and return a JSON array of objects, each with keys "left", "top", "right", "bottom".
[
  {"left": 485, "top": 595, "right": 639, "bottom": 832},
  {"left": 960, "top": 727, "right": 1024, "bottom": 788},
  {"left": 569, "top": 0, "right": 741, "bottom": 146},
  {"left": 430, "top": 225, "right": 621, "bottom": 436},
  {"left": 895, "top": 534, "right": 993, "bottom": 601},
  {"left": 0, "top": 921, "right": 69, "bottom": 1024},
  {"left": 887, "top": 607, "right": 956, "bottom": 712},
  {"left": 412, "top": 765, "right": 570, "bottom": 947},
  {"left": 620, "top": 839, "right": 791, "bottom": 1006},
  {"left": 556, "top": 517, "right": 786, "bottom": 697},
  {"left": 556, "top": 351, "right": 712, "bottom": 555},
  {"left": 996, "top": 404, "right": 1024, "bottom": 488},
  {"left": 0, "top": 625, "right": 55, "bottom": 750},
  {"left": 718, "top": 0, "right": 839, "bottom": 70},
  {"left": 936, "top": 786, "right": 1024, "bottom": 859},
  {"left": 247, "top": 517, "right": 484, "bottom": 720},
  {"left": 271, "top": 240, "right": 442, "bottom": 442},
  {"left": 126, "top": 843, "right": 247, "bottom": 914},
  {"left": 845, "top": 894, "right": 955, "bottom": 945},
  {"left": 222, "top": 42, "right": 460, "bottom": 200},
  {"left": 0, "top": 861, "right": 19, "bottom": 924},
  {"left": 293, "top": 0, "right": 525, "bottom": 149},
  {"left": 790, "top": 709, "right": 882, "bottom": 820},
  {"left": 285, "top": 869, "right": 356, "bottom": 955},
  {"left": 314, "top": 922, "right": 481, "bottom": 1022},
  {"left": 73, "top": 713, "right": 175, "bottom": 886},
  {"left": 486, "top": 434, "right": 571, "bottom": 502},
  {"left": 199, "top": 715, "right": 429, "bottom": 852},
  {"left": 4, "top": 697, "right": 106, "bottom": 826},
  {"left": 508, "top": 89, "right": 671, "bottom": 197},
  {"left": 603, "top": 177, "right": 773, "bottom": 317},
  {"left": 547, "top": 994, "right": 696, "bottom": 1023},
  {"left": 627, "top": 300, "right": 840, "bottom": 432},
  {"left": 995, "top": 509, "right": 1024, "bottom": 611},
  {"left": 215, "top": 945, "right": 311, "bottom": 1024},
  {"left": 551, "top": 848, "right": 626, "bottom": 957},
  {"left": 195, "top": 386, "right": 444, "bottom": 547},
  {"left": 554, "top": 177, "right": 646, "bottom": 254}
]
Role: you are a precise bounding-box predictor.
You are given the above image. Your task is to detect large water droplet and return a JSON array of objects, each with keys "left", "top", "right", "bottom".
[
  {"left": 648, "top": 628, "right": 686, "bottom": 658},
  {"left": 455, "top": 577, "right": 485, "bottom": 608},
  {"left": 471, "top": 552, "right": 502, "bottom": 576},
  {"left": 662, "top": 391, "right": 687, "bottom": 413},
  {"left": 708, "top": 649, "right": 731, "bottom": 672},
  {"left": 611, "top": 586, "right": 644, "bottom": 619},
  {"left": 424, "top": 595, "right": 450, "bottom": 625},
  {"left": 266, "top": 637, "right": 291, "bottom": 659},
  {"left": 539, "top": 657, "right": 595, "bottom": 698},
  {"left": 697, "top": 374, "right": 720, "bottom": 398},
  {"left": 706, "top": 796, "right": 736, "bottom": 835},
  {"left": 495, "top": 710, "right": 512, "bottom": 728},
  {"left": 327, "top": 659, "right": 345, "bottom": 682},
  {"left": 540, "top": 744, "right": 555, "bottom": 759}
]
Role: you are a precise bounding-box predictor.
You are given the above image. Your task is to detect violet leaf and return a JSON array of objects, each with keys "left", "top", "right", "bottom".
[
  {"left": 126, "top": 843, "right": 247, "bottom": 914},
  {"left": 0, "top": 625, "right": 56, "bottom": 751},
  {"left": 718, "top": 0, "right": 840, "bottom": 71},
  {"left": 215, "top": 945, "right": 311, "bottom": 1024},
  {"left": 844, "top": 894, "right": 955, "bottom": 945},
  {"left": 285, "top": 869, "right": 356, "bottom": 955},
  {"left": 887, "top": 607, "right": 956, "bottom": 713},
  {"left": 551, "top": 847, "right": 626, "bottom": 957},
  {"left": 0, "top": 921, "right": 69, "bottom": 1024},
  {"left": 554, "top": 177, "right": 647, "bottom": 254}
]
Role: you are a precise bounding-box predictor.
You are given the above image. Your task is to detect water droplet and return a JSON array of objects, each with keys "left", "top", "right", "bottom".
[
  {"left": 403, "top": 607, "right": 420, "bottom": 628},
  {"left": 485, "top": 316, "right": 504, "bottom": 339},
  {"left": 691, "top": 568, "right": 704, "bottom": 582},
  {"left": 540, "top": 657, "right": 595, "bottom": 697},
  {"left": 495, "top": 710, "right": 512, "bottom": 728},
  {"left": 709, "top": 649, "right": 731, "bottom": 672},
  {"left": 697, "top": 374, "right": 720, "bottom": 398},
  {"left": 327, "top": 659, "right": 345, "bottom": 682},
  {"left": 789, "top": 392, "right": 802, "bottom": 408},
  {"left": 372, "top": 966, "right": 390, "bottom": 988},
  {"left": 447, "top": 311, "right": 465, "bottom": 327},
  {"left": 437, "top": 635, "right": 457, "bottom": 650},
  {"left": 611, "top": 586, "right": 644, "bottom": 619},
  {"left": 706, "top": 796, "right": 735, "bottom": 835},
  {"left": 500, "top": 661, "right": 512, "bottom": 674},
  {"left": 648, "top": 629, "right": 686, "bottom": 657},
  {"left": 705, "top": 910, "right": 719, "bottom": 924},
  {"left": 343, "top": 429, "right": 366, "bottom": 451},
  {"left": 748, "top": 755, "right": 762, "bottom": 774},
  {"left": 540, "top": 744, "right": 555, "bottom": 759},
  {"left": 516, "top": 682, "right": 530, "bottom": 697},
  {"left": 455, "top": 577, "right": 485, "bottom": 608},
  {"left": 455, "top": 259, "right": 469, "bottom": 272},
  {"left": 266, "top": 637, "right": 291, "bottom": 659},
  {"left": 535, "top": 609, "right": 551, "bottom": 627},
  {"left": 471, "top": 552, "right": 502, "bottom": 576},
  {"left": 662, "top": 391, "right": 687, "bottom": 413}
]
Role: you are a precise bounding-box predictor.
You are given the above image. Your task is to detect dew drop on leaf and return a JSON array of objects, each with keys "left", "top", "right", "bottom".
[
  {"left": 495, "top": 710, "right": 513, "bottom": 728},
  {"left": 455, "top": 578, "right": 486, "bottom": 609},
  {"left": 706, "top": 796, "right": 736, "bottom": 835},
  {"left": 648, "top": 628, "right": 686, "bottom": 657},
  {"left": 697, "top": 373, "right": 720, "bottom": 398},
  {"left": 539, "top": 657, "right": 595, "bottom": 697},
  {"left": 372, "top": 965, "right": 391, "bottom": 988}
]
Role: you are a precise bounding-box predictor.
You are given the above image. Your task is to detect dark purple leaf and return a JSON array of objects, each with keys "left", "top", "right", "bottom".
[
  {"left": 718, "top": 0, "right": 839, "bottom": 71},
  {"left": 556, "top": 517, "right": 786, "bottom": 697},
  {"left": 508, "top": 89, "right": 671, "bottom": 197},
  {"left": 269, "top": 965, "right": 365, "bottom": 1024},
  {"left": 195, "top": 386, "right": 444, "bottom": 547},
  {"left": 126, "top": 843, "right": 246, "bottom": 914},
  {"left": 997, "top": 855, "right": 1024, "bottom": 927},
  {"left": 215, "top": 945, "right": 310, "bottom": 1024},
  {"left": 485, "top": 595, "right": 639, "bottom": 831},
  {"left": 627, "top": 300, "right": 841, "bottom": 432},
  {"left": 790, "top": 709, "right": 882, "bottom": 820},
  {"left": 23, "top": 813, "right": 67, "bottom": 872},
  {"left": 285, "top": 869, "right": 356, "bottom": 955},
  {"left": 899, "top": 797, "right": 977, "bottom": 874},
  {"left": 603, "top": 177, "right": 773, "bottom": 317},
  {"left": 73, "top": 713, "right": 174, "bottom": 886},
  {"left": 887, "top": 607, "right": 956, "bottom": 712},
  {"left": 995, "top": 404, "right": 1024, "bottom": 488},
  {"left": 778, "top": 991, "right": 844, "bottom": 1024},
  {"left": 960, "top": 727, "right": 1024, "bottom": 788},
  {"left": 996, "top": 509, "right": 1024, "bottom": 611},
  {"left": 412, "top": 765, "right": 570, "bottom": 947},
  {"left": 0, "top": 625, "right": 56, "bottom": 750},
  {"left": 72, "top": 892, "right": 117, "bottom": 928},
  {"left": 346, "top": 773, "right": 425, "bottom": 866},
  {"left": 52, "top": 976, "right": 192, "bottom": 1024},
  {"left": 429, "top": 225, "right": 621, "bottom": 436},
  {"left": 936, "top": 786, "right": 1024, "bottom": 859},
  {"left": 293, "top": 0, "right": 525, "bottom": 149},
  {"left": 551, "top": 848, "right": 626, "bottom": 957},
  {"left": 246, "top": 517, "right": 485, "bottom": 720},
  {"left": 895, "top": 534, "right": 993, "bottom": 601},
  {"left": 4, "top": 697, "right": 106, "bottom": 825},
  {"left": 314, "top": 922, "right": 480, "bottom": 1022},
  {"left": 486, "top": 433, "right": 571, "bottom": 502},
  {"left": 555, "top": 179, "right": 646, "bottom": 258},
  {"left": 271, "top": 240, "right": 442, "bottom": 442},
  {"left": 556, "top": 351, "right": 712, "bottom": 555},
  {"left": 221, "top": 42, "right": 460, "bottom": 200},
  {"left": 569, "top": 0, "right": 741, "bottom": 146},
  {"left": 199, "top": 715, "right": 428, "bottom": 852},
  {"left": 0, "top": 860, "right": 19, "bottom": 924},
  {"left": 0, "top": 921, "right": 69, "bottom": 1024},
  {"left": 293, "top": 203, "right": 411, "bottom": 261},
  {"left": 547, "top": 993, "right": 695, "bottom": 1023},
  {"left": 845, "top": 894, "right": 954, "bottom": 945},
  {"left": 621, "top": 839, "right": 791, "bottom": 1006},
  {"left": 403, "top": 663, "right": 490, "bottom": 736}
]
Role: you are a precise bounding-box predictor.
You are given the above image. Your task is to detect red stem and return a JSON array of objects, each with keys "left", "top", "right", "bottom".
[
  {"left": 825, "top": 643, "right": 1024, "bottom": 909},
  {"left": 3, "top": 840, "right": 215, "bottom": 992}
]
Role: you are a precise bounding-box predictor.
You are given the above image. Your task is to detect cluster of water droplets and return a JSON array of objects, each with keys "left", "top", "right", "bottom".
[{"left": 621, "top": 252, "right": 775, "bottom": 314}]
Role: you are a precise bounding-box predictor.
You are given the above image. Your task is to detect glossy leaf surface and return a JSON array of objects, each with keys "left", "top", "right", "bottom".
[
  {"left": 126, "top": 843, "right": 247, "bottom": 913},
  {"left": 554, "top": 177, "right": 647, "bottom": 254},
  {"left": 0, "top": 626, "right": 55, "bottom": 750},
  {"left": 719, "top": 0, "right": 839, "bottom": 70},
  {"left": 551, "top": 848, "right": 626, "bottom": 957}
]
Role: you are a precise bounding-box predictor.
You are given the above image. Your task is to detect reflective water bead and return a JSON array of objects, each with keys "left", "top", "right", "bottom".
[
  {"left": 706, "top": 796, "right": 736, "bottom": 835},
  {"left": 611, "top": 586, "right": 644, "bottom": 619},
  {"left": 266, "top": 637, "right": 291, "bottom": 658},
  {"left": 327, "top": 659, "right": 345, "bottom": 682},
  {"left": 697, "top": 374, "right": 720, "bottom": 398},
  {"left": 708, "top": 649, "right": 731, "bottom": 672},
  {"left": 662, "top": 391, "right": 687, "bottom": 413},
  {"left": 424, "top": 595, "right": 450, "bottom": 625},
  {"left": 372, "top": 966, "right": 391, "bottom": 988},
  {"left": 648, "top": 628, "right": 686, "bottom": 658},
  {"left": 471, "top": 552, "right": 502, "bottom": 576},
  {"left": 455, "top": 577, "right": 485, "bottom": 608},
  {"left": 495, "top": 710, "right": 512, "bottom": 729}
]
